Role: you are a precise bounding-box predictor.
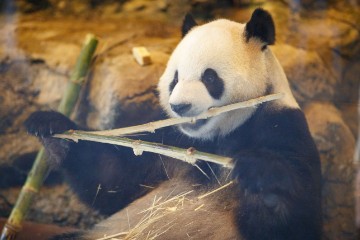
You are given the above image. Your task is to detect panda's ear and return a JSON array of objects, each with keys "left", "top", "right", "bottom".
[
  {"left": 245, "top": 8, "right": 275, "bottom": 47},
  {"left": 182, "top": 14, "right": 197, "bottom": 37}
]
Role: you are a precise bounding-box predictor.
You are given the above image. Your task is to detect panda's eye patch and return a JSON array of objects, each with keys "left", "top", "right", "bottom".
[
  {"left": 201, "top": 68, "right": 224, "bottom": 100},
  {"left": 169, "top": 71, "right": 178, "bottom": 94}
]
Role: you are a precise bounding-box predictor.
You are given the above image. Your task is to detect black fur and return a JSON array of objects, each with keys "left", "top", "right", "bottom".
[
  {"left": 245, "top": 8, "right": 275, "bottom": 46},
  {"left": 25, "top": 110, "right": 77, "bottom": 137},
  {"left": 24, "top": 103, "right": 321, "bottom": 239},
  {"left": 24, "top": 111, "right": 77, "bottom": 168},
  {"left": 232, "top": 106, "right": 322, "bottom": 240},
  {"left": 169, "top": 70, "right": 178, "bottom": 94},
  {"left": 201, "top": 68, "right": 224, "bottom": 99},
  {"left": 182, "top": 13, "right": 197, "bottom": 37}
]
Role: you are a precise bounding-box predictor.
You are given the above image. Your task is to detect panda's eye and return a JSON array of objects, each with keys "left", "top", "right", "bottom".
[
  {"left": 201, "top": 68, "right": 224, "bottom": 100},
  {"left": 202, "top": 69, "right": 216, "bottom": 83},
  {"left": 169, "top": 71, "right": 178, "bottom": 94}
]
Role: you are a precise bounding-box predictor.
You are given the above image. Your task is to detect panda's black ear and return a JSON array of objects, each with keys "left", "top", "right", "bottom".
[
  {"left": 182, "top": 14, "right": 197, "bottom": 37},
  {"left": 245, "top": 8, "right": 275, "bottom": 46}
]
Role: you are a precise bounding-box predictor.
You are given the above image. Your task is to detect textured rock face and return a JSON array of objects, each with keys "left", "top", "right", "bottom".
[
  {"left": 305, "top": 102, "right": 356, "bottom": 240},
  {"left": 0, "top": 0, "right": 358, "bottom": 238},
  {"left": 272, "top": 44, "right": 337, "bottom": 104},
  {"left": 1, "top": 185, "right": 104, "bottom": 228}
]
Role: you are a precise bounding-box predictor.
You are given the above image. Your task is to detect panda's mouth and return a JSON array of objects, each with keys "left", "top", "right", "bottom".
[{"left": 180, "top": 118, "right": 209, "bottom": 130}]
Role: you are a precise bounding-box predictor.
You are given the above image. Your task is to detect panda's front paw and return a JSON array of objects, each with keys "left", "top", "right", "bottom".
[
  {"left": 233, "top": 152, "right": 297, "bottom": 202},
  {"left": 24, "top": 111, "right": 77, "bottom": 138}
]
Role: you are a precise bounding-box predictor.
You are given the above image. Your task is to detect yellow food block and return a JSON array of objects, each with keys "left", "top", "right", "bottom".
[{"left": 132, "top": 46, "right": 152, "bottom": 66}]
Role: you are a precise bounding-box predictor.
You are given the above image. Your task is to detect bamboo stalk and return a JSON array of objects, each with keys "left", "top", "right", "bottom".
[
  {"left": 55, "top": 93, "right": 283, "bottom": 169},
  {"left": 0, "top": 34, "right": 98, "bottom": 240},
  {"left": 58, "top": 34, "right": 98, "bottom": 116},
  {"left": 84, "top": 93, "right": 284, "bottom": 136},
  {"left": 56, "top": 131, "right": 234, "bottom": 168}
]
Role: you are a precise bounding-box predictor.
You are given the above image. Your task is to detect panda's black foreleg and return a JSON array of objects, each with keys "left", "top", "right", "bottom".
[
  {"left": 24, "top": 111, "right": 166, "bottom": 215},
  {"left": 25, "top": 111, "right": 77, "bottom": 168},
  {"left": 233, "top": 149, "right": 321, "bottom": 240}
]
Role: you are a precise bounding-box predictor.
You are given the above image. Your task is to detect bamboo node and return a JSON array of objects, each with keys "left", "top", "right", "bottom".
[
  {"left": 3, "top": 223, "right": 21, "bottom": 232},
  {"left": 132, "top": 140, "right": 144, "bottom": 156},
  {"left": 147, "top": 123, "right": 156, "bottom": 133},
  {"left": 72, "top": 76, "right": 85, "bottom": 85},
  {"left": 186, "top": 147, "right": 196, "bottom": 155},
  {"left": 0, "top": 222, "right": 22, "bottom": 240},
  {"left": 23, "top": 185, "right": 39, "bottom": 194}
]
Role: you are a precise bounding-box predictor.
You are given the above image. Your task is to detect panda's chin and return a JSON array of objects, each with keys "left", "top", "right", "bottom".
[
  {"left": 177, "top": 118, "right": 214, "bottom": 139},
  {"left": 180, "top": 119, "right": 209, "bottom": 131}
]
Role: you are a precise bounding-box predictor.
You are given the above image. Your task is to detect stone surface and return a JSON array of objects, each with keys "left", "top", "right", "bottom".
[
  {"left": 0, "top": 184, "right": 103, "bottom": 228},
  {"left": 305, "top": 102, "right": 356, "bottom": 240},
  {"left": 272, "top": 44, "right": 338, "bottom": 104},
  {"left": 0, "top": 59, "right": 68, "bottom": 167}
]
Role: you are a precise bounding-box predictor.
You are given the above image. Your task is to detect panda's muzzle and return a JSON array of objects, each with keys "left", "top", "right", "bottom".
[
  {"left": 170, "top": 103, "right": 210, "bottom": 130},
  {"left": 170, "top": 103, "right": 192, "bottom": 116}
]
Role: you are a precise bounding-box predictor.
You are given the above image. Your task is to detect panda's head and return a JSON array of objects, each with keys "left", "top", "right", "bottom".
[{"left": 158, "top": 8, "right": 298, "bottom": 140}]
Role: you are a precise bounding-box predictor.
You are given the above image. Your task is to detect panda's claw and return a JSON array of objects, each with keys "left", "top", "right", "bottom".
[{"left": 24, "top": 111, "right": 77, "bottom": 138}]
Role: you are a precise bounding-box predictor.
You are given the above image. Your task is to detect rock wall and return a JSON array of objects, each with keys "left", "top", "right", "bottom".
[{"left": 0, "top": 0, "right": 358, "bottom": 239}]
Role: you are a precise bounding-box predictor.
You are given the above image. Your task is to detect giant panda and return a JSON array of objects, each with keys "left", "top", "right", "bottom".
[{"left": 24, "top": 8, "right": 322, "bottom": 240}]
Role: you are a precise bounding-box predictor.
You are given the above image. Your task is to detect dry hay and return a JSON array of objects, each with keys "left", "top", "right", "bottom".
[{"left": 94, "top": 181, "right": 235, "bottom": 240}]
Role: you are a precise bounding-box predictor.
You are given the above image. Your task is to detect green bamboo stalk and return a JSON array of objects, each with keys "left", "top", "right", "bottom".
[
  {"left": 0, "top": 34, "right": 98, "bottom": 240},
  {"left": 58, "top": 34, "right": 98, "bottom": 116}
]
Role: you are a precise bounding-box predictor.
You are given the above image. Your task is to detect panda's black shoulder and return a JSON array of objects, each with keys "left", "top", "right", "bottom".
[{"left": 233, "top": 105, "right": 319, "bottom": 158}]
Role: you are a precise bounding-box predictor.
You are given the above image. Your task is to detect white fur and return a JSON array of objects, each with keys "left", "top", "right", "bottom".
[{"left": 158, "top": 19, "right": 299, "bottom": 140}]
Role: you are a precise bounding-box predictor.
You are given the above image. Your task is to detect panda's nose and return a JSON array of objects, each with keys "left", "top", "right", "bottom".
[{"left": 170, "top": 103, "right": 192, "bottom": 116}]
